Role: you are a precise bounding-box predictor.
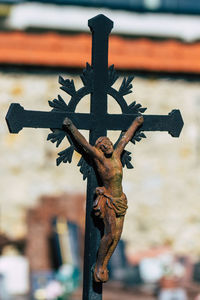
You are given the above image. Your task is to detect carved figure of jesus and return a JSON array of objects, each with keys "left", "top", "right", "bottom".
[{"left": 62, "top": 115, "right": 144, "bottom": 283}]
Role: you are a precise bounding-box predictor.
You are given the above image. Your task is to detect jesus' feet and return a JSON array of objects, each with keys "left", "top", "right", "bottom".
[{"left": 93, "top": 265, "right": 109, "bottom": 283}]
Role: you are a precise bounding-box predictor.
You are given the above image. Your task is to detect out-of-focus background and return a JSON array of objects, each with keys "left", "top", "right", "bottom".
[{"left": 0, "top": 1, "right": 200, "bottom": 299}]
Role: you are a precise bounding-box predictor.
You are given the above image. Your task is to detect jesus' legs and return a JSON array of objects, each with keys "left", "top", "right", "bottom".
[
  {"left": 94, "top": 207, "right": 124, "bottom": 282},
  {"left": 102, "top": 216, "right": 124, "bottom": 271}
]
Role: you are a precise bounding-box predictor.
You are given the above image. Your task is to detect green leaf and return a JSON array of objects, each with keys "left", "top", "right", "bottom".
[
  {"left": 77, "top": 157, "right": 92, "bottom": 181},
  {"left": 48, "top": 95, "right": 68, "bottom": 112},
  {"left": 80, "top": 63, "right": 93, "bottom": 91},
  {"left": 119, "top": 76, "right": 134, "bottom": 96},
  {"left": 47, "top": 129, "right": 66, "bottom": 147},
  {"left": 131, "top": 131, "right": 146, "bottom": 144},
  {"left": 56, "top": 146, "right": 74, "bottom": 166},
  {"left": 121, "top": 150, "right": 134, "bottom": 169},
  {"left": 108, "top": 65, "right": 119, "bottom": 86}
]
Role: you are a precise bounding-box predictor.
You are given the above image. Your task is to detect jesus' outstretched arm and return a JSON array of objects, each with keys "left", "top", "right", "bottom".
[
  {"left": 62, "top": 117, "right": 101, "bottom": 159},
  {"left": 115, "top": 116, "right": 144, "bottom": 156}
]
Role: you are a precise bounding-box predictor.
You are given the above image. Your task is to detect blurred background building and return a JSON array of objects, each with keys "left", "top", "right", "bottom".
[{"left": 0, "top": 0, "right": 200, "bottom": 299}]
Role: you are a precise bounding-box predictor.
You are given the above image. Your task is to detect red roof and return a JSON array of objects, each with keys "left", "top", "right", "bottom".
[{"left": 1, "top": 31, "right": 200, "bottom": 73}]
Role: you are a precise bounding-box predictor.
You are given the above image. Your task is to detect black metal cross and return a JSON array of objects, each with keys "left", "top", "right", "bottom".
[{"left": 6, "top": 15, "right": 183, "bottom": 300}]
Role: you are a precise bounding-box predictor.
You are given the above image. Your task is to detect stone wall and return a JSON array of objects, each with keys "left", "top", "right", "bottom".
[{"left": 1, "top": 71, "right": 200, "bottom": 256}]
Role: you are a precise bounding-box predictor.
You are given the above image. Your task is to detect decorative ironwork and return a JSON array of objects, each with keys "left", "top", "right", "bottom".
[{"left": 47, "top": 64, "right": 147, "bottom": 176}]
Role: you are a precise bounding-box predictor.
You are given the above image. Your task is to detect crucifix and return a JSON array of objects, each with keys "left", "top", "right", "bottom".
[{"left": 6, "top": 14, "right": 183, "bottom": 300}]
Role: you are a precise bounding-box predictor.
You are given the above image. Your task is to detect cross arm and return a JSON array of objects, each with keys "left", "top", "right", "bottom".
[
  {"left": 6, "top": 104, "right": 184, "bottom": 138},
  {"left": 5, "top": 103, "right": 93, "bottom": 133},
  {"left": 106, "top": 110, "right": 184, "bottom": 137}
]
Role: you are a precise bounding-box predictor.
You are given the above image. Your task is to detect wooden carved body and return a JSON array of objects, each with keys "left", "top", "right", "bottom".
[{"left": 62, "top": 115, "right": 144, "bottom": 282}]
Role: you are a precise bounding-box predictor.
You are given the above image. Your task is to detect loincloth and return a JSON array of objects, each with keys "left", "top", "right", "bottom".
[{"left": 93, "top": 187, "right": 128, "bottom": 218}]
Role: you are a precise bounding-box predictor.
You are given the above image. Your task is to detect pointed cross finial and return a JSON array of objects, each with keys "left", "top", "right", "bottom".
[
  {"left": 168, "top": 110, "right": 184, "bottom": 137},
  {"left": 88, "top": 14, "right": 113, "bottom": 33}
]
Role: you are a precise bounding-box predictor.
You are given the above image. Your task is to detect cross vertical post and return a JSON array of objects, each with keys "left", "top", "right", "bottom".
[{"left": 83, "top": 15, "right": 113, "bottom": 300}]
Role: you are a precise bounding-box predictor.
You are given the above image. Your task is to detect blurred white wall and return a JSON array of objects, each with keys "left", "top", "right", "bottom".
[{"left": 6, "top": 3, "right": 200, "bottom": 42}]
